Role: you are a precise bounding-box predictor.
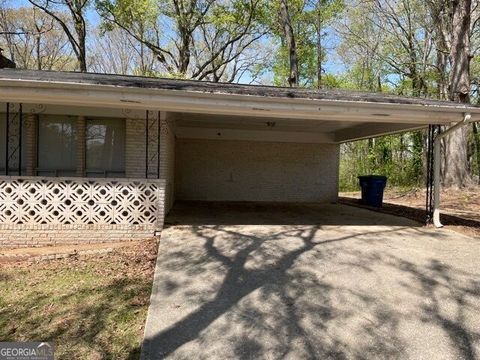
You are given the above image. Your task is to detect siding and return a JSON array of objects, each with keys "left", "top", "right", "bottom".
[{"left": 175, "top": 138, "right": 339, "bottom": 203}]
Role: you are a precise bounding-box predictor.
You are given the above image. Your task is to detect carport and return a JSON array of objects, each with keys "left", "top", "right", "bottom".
[
  {"left": 1, "top": 69, "right": 479, "bottom": 238},
  {"left": 166, "top": 87, "right": 479, "bottom": 220}
]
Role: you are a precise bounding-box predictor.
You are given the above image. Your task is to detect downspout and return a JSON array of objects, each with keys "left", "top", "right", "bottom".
[{"left": 433, "top": 112, "right": 471, "bottom": 228}]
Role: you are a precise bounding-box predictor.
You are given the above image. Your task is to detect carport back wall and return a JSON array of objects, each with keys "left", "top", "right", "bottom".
[{"left": 175, "top": 138, "right": 339, "bottom": 202}]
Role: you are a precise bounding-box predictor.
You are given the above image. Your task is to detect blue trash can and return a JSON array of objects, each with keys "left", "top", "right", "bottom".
[{"left": 358, "top": 175, "right": 387, "bottom": 207}]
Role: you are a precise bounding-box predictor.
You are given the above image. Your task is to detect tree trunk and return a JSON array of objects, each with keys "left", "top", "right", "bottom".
[
  {"left": 74, "top": 19, "right": 87, "bottom": 72},
  {"left": 426, "top": 0, "right": 450, "bottom": 100},
  {"left": 449, "top": 0, "right": 471, "bottom": 103},
  {"left": 412, "top": 131, "right": 424, "bottom": 183},
  {"left": 279, "top": 0, "right": 298, "bottom": 87},
  {"left": 36, "top": 35, "right": 41, "bottom": 70},
  {"left": 436, "top": 48, "right": 449, "bottom": 99},
  {"left": 178, "top": 33, "right": 191, "bottom": 76},
  {"left": 316, "top": 7, "right": 322, "bottom": 89},
  {"left": 443, "top": 0, "right": 472, "bottom": 187},
  {"left": 443, "top": 125, "right": 471, "bottom": 187}
]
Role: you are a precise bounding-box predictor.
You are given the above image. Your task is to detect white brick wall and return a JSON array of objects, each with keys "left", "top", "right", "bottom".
[
  {"left": 175, "top": 138, "right": 339, "bottom": 203},
  {"left": 161, "top": 118, "right": 175, "bottom": 212},
  {"left": 24, "top": 114, "right": 37, "bottom": 176},
  {"left": 126, "top": 118, "right": 147, "bottom": 178}
]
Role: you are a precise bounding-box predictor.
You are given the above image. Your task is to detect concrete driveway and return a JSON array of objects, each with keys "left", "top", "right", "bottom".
[{"left": 141, "top": 202, "right": 480, "bottom": 360}]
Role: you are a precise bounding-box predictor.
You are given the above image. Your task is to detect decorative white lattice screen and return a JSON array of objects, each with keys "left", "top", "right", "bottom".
[{"left": 0, "top": 177, "right": 164, "bottom": 226}]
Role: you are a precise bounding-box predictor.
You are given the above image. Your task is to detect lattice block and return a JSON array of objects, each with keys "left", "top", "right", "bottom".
[{"left": 0, "top": 177, "right": 164, "bottom": 226}]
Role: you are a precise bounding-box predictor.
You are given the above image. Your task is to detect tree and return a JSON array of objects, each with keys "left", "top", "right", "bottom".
[
  {"left": 336, "top": 2, "right": 385, "bottom": 91},
  {"left": 0, "top": 6, "right": 75, "bottom": 70},
  {"left": 27, "top": 0, "right": 89, "bottom": 71},
  {"left": 337, "top": 0, "right": 480, "bottom": 188},
  {"left": 425, "top": 0, "right": 451, "bottom": 100},
  {"left": 267, "top": 0, "right": 343, "bottom": 87},
  {"left": 307, "top": 0, "right": 343, "bottom": 88},
  {"left": 96, "top": 0, "right": 266, "bottom": 82},
  {"left": 442, "top": 0, "right": 473, "bottom": 187},
  {"left": 278, "top": 0, "right": 299, "bottom": 86},
  {"left": 339, "top": 0, "right": 435, "bottom": 97},
  {"left": 450, "top": 0, "right": 472, "bottom": 103},
  {"left": 339, "top": 131, "right": 427, "bottom": 191},
  {"left": 191, "top": 2, "right": 267, "bottom": 82},
  {"left": 88, "top": 27, "right": 158, "bottom": 75}
]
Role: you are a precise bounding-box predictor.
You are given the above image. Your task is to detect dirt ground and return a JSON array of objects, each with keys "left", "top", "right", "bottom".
[
  {"left": 0, "top": 239, "right": 158, "bottom": 359},
  {"left": 340, "top": 186, "right": 480, "bottom": 238}
]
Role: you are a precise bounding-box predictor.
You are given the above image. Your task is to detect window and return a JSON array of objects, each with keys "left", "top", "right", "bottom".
[
  {"left": 86, "top": 118, "right": 125, "bottom": 177},
  {"left": 38, "top": 115, "right": 77, "bottom": 176}
]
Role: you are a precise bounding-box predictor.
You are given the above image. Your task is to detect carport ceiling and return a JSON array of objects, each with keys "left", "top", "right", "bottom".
[
  {"left": 173, "top": 113, "right": 359, "bottom": 132},
  {"left": 172, "top": 112, "right": 423, "bottom": 143}
]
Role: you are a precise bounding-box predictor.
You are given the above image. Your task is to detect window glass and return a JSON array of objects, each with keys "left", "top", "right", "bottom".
[
  {"left": 86, "top": 118, "right": 125, "bottom": 177},
  {"left": 38, "top": 115, "right": 77, "bottom": 176}
]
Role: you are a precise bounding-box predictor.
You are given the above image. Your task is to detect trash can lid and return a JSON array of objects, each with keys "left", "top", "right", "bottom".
[{"left": 357, "top": 175, "right": 387, "bottom": 181}]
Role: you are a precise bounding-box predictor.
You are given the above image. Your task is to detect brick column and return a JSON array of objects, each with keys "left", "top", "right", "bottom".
[
  {"left": 159, "top": 113, "right": 175, "bottom": 213},
  {"left": 24, "top": 114, "right": 37, "bottom": 176},
  {"left": 126, "top": 118, "right": 147, "bottom": 178},
  {"left": 76, "top": 116, "right": 86, "bottom": 177}
]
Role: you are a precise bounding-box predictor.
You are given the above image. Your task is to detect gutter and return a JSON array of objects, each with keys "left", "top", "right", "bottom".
[
  {"left": 0, "top": 79, "right": 478, "bottom": 124},
  {"left": 433, "top": 112, "right": 472, "bottom": 228}
]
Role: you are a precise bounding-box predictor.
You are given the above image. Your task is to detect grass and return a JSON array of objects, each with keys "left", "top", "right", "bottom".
[{"left": 0, "top": 239, "right": 158, "bottom": 360}]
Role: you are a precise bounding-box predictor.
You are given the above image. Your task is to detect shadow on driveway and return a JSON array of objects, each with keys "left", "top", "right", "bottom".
[{"left": 142, "top": 203, "right": 480, "bottom": 359}]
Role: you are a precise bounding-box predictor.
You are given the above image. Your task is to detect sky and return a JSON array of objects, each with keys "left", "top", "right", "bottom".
[
  {"left": 10, "top": 0, "right": 100, "bottom": 24},
  {"left": 7, "top": 0, "right": 345, "bottom": 78}
]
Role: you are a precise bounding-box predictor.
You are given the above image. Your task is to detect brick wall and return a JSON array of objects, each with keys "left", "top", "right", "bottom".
[
  {"left": 24, "top": 114, "right": 37, "bottom": 176},
  {"left": 0, "top": 225, "right": 157, "bottom": 248},
  {"left": 0, "top": 113, "right": 172, "bottom": 247},
  {"left": 175, "top": 138, "right": 339, "bottom": 203},
  {"left": 76, "top": 116, "right": 86, "bottom": 177},
  {"left": 126, "top": 118, "right": 147, "bottom": 178},
  {"left": 161, "top": 118, "right": 175, "bottom": 212}
]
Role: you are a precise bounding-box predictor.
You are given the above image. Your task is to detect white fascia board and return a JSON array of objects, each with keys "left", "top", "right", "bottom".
[
  {"left": 19, "top": 103, "right": 148, "bottom": 119},
  {"left": 0, "top": 79, "right": 478, "bottom": 124}
]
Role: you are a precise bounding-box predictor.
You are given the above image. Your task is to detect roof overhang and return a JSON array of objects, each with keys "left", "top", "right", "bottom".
[{"left": 0, "top": 70, "right": 479, "bottom": 143}]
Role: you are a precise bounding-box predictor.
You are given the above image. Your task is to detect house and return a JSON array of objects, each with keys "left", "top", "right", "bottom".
[{"left": 0, "top": 69, "right": 478, "bottom": 246}]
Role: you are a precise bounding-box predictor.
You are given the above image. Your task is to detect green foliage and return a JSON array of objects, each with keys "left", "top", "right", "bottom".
[
  {"left": 321, "top": 73, "right": 342, "bottom": 88},
  {"left": 339, "top": 131, "right": 426, "bottom": 192},
  {"left": 268, "top": 0, "right": 344, "bottom": 87},
  {"left": 96, "top": 0, "right": 158, "bottom": 31}
]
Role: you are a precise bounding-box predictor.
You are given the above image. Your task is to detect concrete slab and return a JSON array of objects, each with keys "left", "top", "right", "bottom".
[{"left": 142, "top": 203, "right": 480, "bottom": 360}]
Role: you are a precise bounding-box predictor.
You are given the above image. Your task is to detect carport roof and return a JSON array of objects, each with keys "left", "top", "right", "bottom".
[
  {"left": 0, "top": 69, "right": 479, "bottom": 142},
  {"left": 1, "top": 69, "right": 479, "bottom": 108}
]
